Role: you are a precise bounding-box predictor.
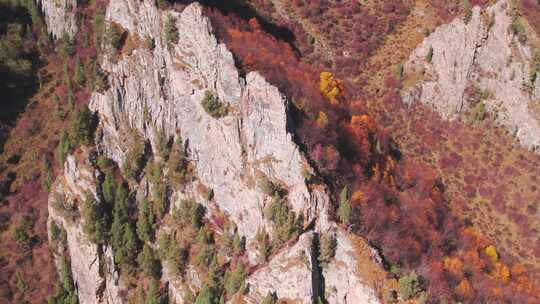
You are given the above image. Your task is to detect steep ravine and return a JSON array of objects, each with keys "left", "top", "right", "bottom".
[{"left": 41, "top": 1, "right": 382, "bottom": 303}]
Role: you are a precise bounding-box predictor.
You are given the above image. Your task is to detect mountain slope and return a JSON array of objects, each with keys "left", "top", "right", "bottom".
[{"left": 0, "top": 0, "right": 539, "bottom": 303}]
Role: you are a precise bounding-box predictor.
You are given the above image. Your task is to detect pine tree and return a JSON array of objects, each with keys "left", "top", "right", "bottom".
[
  {"left": 63, "top": 61, "right": 73, "bottom": 106},
  {"left": 107, "top": 23, "right": 123, "bottom": 50},
  {"left": 195, "top": 285, "right": 217, "bottom": 304},
  {"left": 152, "top": 182, "right": 167, "bottom": 219},
  {"left": 338, "top": 200, "right": 352, "bottom": 225},
  {"left": 231, "top": 232, "right": 245, "bottom": 256},
  {"left": 164, "top": 14, "right": 179, "bottom": 44},
  {"left": 111, "top": 185, "right": 138, "bottom": 269},
  {"left": 318, "top": 233, "right": 337, "bottom": 266},
  {"left": 70, "top": 106, "right": 95, "bottom": 146},
  {"left": 136, "top": 286, "right": 145, "bottom": 304},
  {"left": 190, "top": 202, "right": 205, "bottom": 229},
  {"left": 102, "top": 172, "right": 116, "bottom": 206},
  {"left": 110, "top": 214, "right": 125, "bottom": 265},
  {"left": 114, "top": 185, "right": 129, "bottom": 221},
  {"left": 60, "top": 257, "right": 74, "bottom": 293},
  {"left": 262, "top": 291, "right": 278, "bottom": 304},
  {"left": 153, "top": 130, "right": 170, "bottom": 161},
  {"left": 43, "top": 157, "right": 53, "bottom": 192},
  {"left": 124, "top": 222, "right": 138, "bottom": 264},
  {"left": 73, "top": 56, "right": 85, "bottom": 86},
  {"left": 338, "top": 186, "right": 352, "bottom": 225},
  {"left": 146, "top": 279, "right": 160, "bottom": 304},
  {"left": 82, "top": 195, "right": 108, "bottom": 244},
  {"left": 207, "top": 256, "right": 223, "bottom": 291},
  {"left": 92, "top": 64, "right": 107, "bottom": 91},
  {"left": 62, "top": 33, "right": 74, "bottom": 56},
  {"left": 111, "top": 186, "right": 127, "bottom": 252},
  {"left": 92, "top": 13, "right": 105, "bottom": 48},
  {"left": 166, "top": 237, "right": 187, "bottom": 276},
  {"left": 137, "top": 243, "right": 160, "bottom": 278},
  {"left": 57, "top": 131, "right": 73, "bottom": 166},
  {"left": 47, "top": 256, "right": 78, "bottom": 304},
  {"left": 137, "top": 198, "right": 155, "bottom": 242},
  {"left": 225, "top": 262, "right": 246, "bottom": 296},
  {"left": 256, "top": 228, "right": 271, "bottom": 261}
]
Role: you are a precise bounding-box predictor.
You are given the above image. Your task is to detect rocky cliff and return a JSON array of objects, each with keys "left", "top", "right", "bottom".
[
  {"left": 402, "top": 0, "right": 540, "bottom": 151},
  {"left": 48, "top": 150, "right": 122, "bottom": 304},
  {"left": 38, "top": 0, "right": 78, "bottom": 39},
  {"left": 43, "top": 1, "right": 382, "bottom": 303},
  {"left": 92, "top": 0, "right": 322, "bottom": 260}
]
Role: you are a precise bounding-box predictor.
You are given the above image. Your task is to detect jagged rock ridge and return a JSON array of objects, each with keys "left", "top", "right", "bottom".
[
  {"left": 43, "top": 1, "right": 382, "bottom": 303},
  {"left": 48, "top": 151, "right": 122, "bottom": 304}
]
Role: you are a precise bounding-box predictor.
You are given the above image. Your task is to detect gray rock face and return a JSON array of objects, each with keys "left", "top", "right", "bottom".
[
  {"left": 38, "top": 0, "right": 78, "bottom": 39},
  {"left": 48, "top": 152, "right": 122, "bottom": 304},
  {"left": 402, "top": 0, "right": 540, "bottom": 151},
  {"left": 164, "top": 264, "right": 202, "bottom": 304},
  {"left": 242, "top": 233, "right": 316, "bottom": 303},
  {"left": 91, "top": 1, "right": 317, "bottom": 246},
  {"left": 323, "top": 230, "right": 380, "bottom": 304}
]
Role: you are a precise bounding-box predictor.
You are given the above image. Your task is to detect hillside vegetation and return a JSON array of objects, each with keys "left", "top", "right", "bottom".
[
  {"left": 0, "top": 0, "right": 539, "bottom": 303},
  {"left": 206, "top": 0, "right": 540, "bottom": 302}
]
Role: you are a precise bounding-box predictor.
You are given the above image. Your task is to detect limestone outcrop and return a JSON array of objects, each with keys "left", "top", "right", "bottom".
[
  {"left": 38, "top": 0, "right": 78, "bottom": 39},
  {"left": 91, "top": 0, "right": 320, "bottom": 247},
  {"left": 47, "top": 151, "right": 122, "bottom": 304},
  {"left": 402, "top": 0, "right": 540, "bottom": 151},
  {"left": 242, "top": 232, "right": 317, "bottom": 303},
  {"left": 323, "top": 231, "right": 380, "bottom": 304}
]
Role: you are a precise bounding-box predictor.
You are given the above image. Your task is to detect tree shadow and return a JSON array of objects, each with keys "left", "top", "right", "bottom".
[
  {"left": 174, "top": 0, "right": 300, "bottom": 55},
  {"left": 0, "top": 3, "right": 42, "bottom": 154}
]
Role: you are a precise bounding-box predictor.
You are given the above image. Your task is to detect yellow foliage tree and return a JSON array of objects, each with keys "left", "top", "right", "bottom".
[
  {"left": 372, "top": 163, "right": 381, "bottom": 180},
  {"left": 484, "top": 245, "right": 499, "bottom": 262},
  {"left": 319, "top": 71, "right": 341, "bottom": 105},
  {"left": 383, "top": 156, "right": 396, "bottom": 186}
]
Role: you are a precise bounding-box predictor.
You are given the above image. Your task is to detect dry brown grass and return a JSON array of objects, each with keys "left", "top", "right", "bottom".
[
  {"left": 349, "top": 231, "right": 424, "bottom": 303},
  {"left": 358, "top": 0, "right": 438, "bottom": 95},
  {"left": 121, "top": 31, "right": 142, "bottom": 57},
  {"left": 349, "top": 232, "right": 397, "bottom": 296}
]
